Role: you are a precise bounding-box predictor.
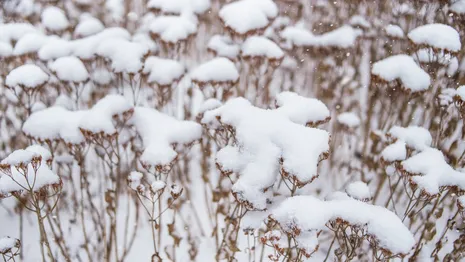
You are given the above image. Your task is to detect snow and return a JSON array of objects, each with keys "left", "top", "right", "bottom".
[
  {"left": 147, "top": 0, "right": 211, "bottom": 15},
  {"left": 207, "top": 35, "right": 239, "bottom": 60},
  {"left": 385, "top": 24, "right": 404, "bottom": 38},
  {"left": 202, "top": 93, "right": 330, "bottom": 209},
  {"left": 74, "top": 16, "right": 105, "bottom": 37},
  {"left": 24, "top": 95, "right": 132, "bottom": 144},
  {"left": 128, "top": 171, "right": 144, "bottom": 190},
  {"left": 96, "top": 39, "right": 149, "bottom": 73},
  {"left": 0, "top": 237, "right": 18, "bottom": 254},
  {"left": 388, "top": 126, "right": 432, "bottom": 151},
  {"left": 198, "top": 99, "right": 222, "bottom": 114},
  {"left": 13, "top": 33, "right": 50, "bottom": 56},
  {"left": 0, "top": 23, "right": 38, "bottom": 43},
  {"left": 151, "top": 181, "right": 166, "bottom": 192},
  {"left": 143, "top": 57, "right": 185, "bottom": 86},
  {"left": 0, "top": 149, "right": 40, "bottom": 167},
  {"left": 401, "top": 148, "right": 465, "bottom": 196},
  {"left": 241, "top": 36, "right": 284, "bottom": 60},
  {"left": 92, "top": 68, "right": 113, "bottom": 85},
  {"left": 456, "top": 85, "right": 465, "bottom": 101},
  {"left": 41, "top": 6, "right": 69, "bottom": 32},
  {"left": 5, "top": 64, "right": 49, "bottom": 89},
  {"left": 49, "top": 56, "right": 89, "bottom": 83},
  {"left": 381, "top": 141, "right": 407, "bottom": 162},
  {"left": 408, "top": 24, "right": 461, "bottom": 53},
  {"left": 275, "top": 92, "right": 330, "bottom": 126},
  {"left": 72, "top": 27, "right": 131, "bottom": 60},
  {"left": 349, "top": 15, "right": 371, "bottom": 28},
  {"left": 190, "top": 57, "right": 239, "bottom": 85},
  {"left": 0, "top": 147, "right": 60, "bottom": 194},
  {"left": 132, "top": 33, "right": 158, "bottom": 53},
  {"left": 345, "top": 181, "right": 371, "bottom": 201},
  {"left": 450, "top": 0, "right": 465, "bottom": 14},
  {"left": 129, "top": 107, "right": 202, "bottom": 167},
  {"left": 219, "top": 0, "right": 278, "bottom": 35},
  {"left": 271, "top": 195, "right": 415, "bottom": 255},
  {"left": 337, "top": 112, "right": 360, "bottom": 128},
  {"left": 79, "top": 95, "right": 133, "bottom": 135},
  {"left": 0, "top": 42, "right": 13, "bottom": 57},
  {"left": 371, "top": 55, "right": 431, "bottom": 92},
  {"left": 149, "top": 15, "right": 197, "bottom": 44},
  {"left": 23, "top": 106, "right": 87, "bottom": 144},
  {"left": 281, "top": 25, "right": 359, "bottom": 49},
  {"left": 25, "top": 145, "right": 52, "bottom": 162},
  {"left": 38, "top": 38, "right": 73, "bottom": 61}
]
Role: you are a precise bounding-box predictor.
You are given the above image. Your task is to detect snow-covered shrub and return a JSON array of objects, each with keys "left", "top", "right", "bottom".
[{"left": 1, "top": 1, "right": 465, "bottom": 262}]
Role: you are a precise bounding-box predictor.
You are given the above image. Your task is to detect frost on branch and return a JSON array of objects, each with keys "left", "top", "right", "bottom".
[
  {"left": 270, "top": 196, "right": 415, "bottom": 256},
  {"left": 219, "top": 0, "right": 278, "bottom": 36},
  {"left": 202, "top": 92, "right": 330, "bottom": 210},
  {"left": 0, "top": 146, "right": 60, "bottom": 197},
  {"left": 371, "top": 55, "right": 431, "bottom": 93}
]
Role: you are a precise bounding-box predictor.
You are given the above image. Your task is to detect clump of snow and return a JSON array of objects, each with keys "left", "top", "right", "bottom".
[
  {"left": 41, "top": 6, "right": 70, "bottom": 32},
  {"left": 6, "top": 64, "right": 49, "bottom": 89},
  {"left": 0, "top": 42, "right": 13, "bottom": 58},
  {"left": 151, "top": 181, "right": 166, "bottom": 192},
  {"left": 275, "top": 92, "right": 330, "bottom": 126},
  {"left": 24, "top": 95, "right": 133, "bottom": 144},
  {"left": 74, "top": 16, "right": 105, "bottom": 37},
  {"left": 133, "top": 33, "right": 158, "bottom": 53},
  {"left": 129, "top": 107, "right": 202, "bottom": 168},
  {"left": 13, "top": 33, "right": 50, "bottom": 56},
  {"left": 456, "top": 85, "right": 465, "bottom": 101},
  {"left": 408, "top": 24, "right": 461, "bottom": 53},
  {"left": 96, "top": 39, "right": 149, "bottom": 73},
  {"left": 241, "top": 36, "right": 284, "bottom": 61},
  {"left": 149, "top": 15, "right": 197, "bottom": 44},
  {"left": 198, "top": 99, "right": 222, "bottom": 114},
  {"left": 388, "top": 126, "right": 432, "bottom": 151},
  {"left": 337, "top": 112, "right": 360, "bottom": 128},
  {"left": 401, "top": 148, "right": 465, "bottom": 196},
  {"left": 190, "top": 57, "right": 239, "bottom": 86},
  {"left": 0, "top": 237, "right": 19, "bottom": 254},
  {"left": 281, "top": 25, "right": 360, "bottom": 49},
  {"left": 79, "top": 95, "right": 133, "bottom": 135},
  {"left": 381, "top": 141, "right": 407, "bottom": 163},
  {"left": 270, "top": 195, "right": 415, "bottom": 255},
  {"left": 128, "top": 171, "right": 144, "bottom": 190},
  {"left": 450, "top": 0, "right": 465, "bottom": 15},
  {"left": 0, "top": 149, "right": 41, "bottom": 167},
  {"left": 349, "top": 15, "right": 371, "bottom": 29},
  {"left": 148, "top": 0, "right": 211, "bottom": 15},
  {"left": 38, "top": 38, "right": 73, "bottom": 61},
  {"left": 0, "top": 147, "right": 60, "bottom": 195},
  {"left": 207, "top": 35, "right": 239, "bottom": 60},
  {"left": 219, "top": 0, "right": 278, "bottom": 35},
  {"left": 202, "top": 92, "right": 330, "bottom": 210},
  {"left": 72, "top": 27, "right": 131, "bottom": 60},
  {"left": 345, "top": 181, "right": 372, "bottom": 201},
  {"left": 371, "top": 55, "right": 431, "bottom": 92},
  {"left": 49, "top": 56, "right": 89, "bottom": 83},
  {"left": 385, "top": 24, "right": 404, "bottom": 38},
  {"left": 0, "top": 23, "right": 38, "bottom": 43},
  {"left": 143, "top": 56, "right": 185, "bottom": 86}
]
